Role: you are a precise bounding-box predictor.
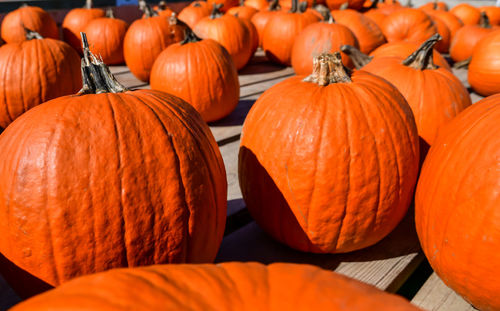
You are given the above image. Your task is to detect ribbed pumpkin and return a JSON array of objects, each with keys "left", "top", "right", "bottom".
[
  {"left": 428, "top": 14, "right": 451, "bottom": 53},
  {"left": 481, "top": 6, "right": 500, "bottom": 25},
  {"left": 425, "top": 10, "right": 463, "bottom": 39},
  {"left": 331, "top": 9, "right": 386, "bottom": 54},
  {"left": 207, "top": 0, "right": 239, "bottom": 12},
  {"left": 227, "top": 0, "right": 259, "bottom": 19},
  {"left": 326, "top": 0, "right": 364, "bottom": 10},
  {"left": 1, "top": 5, "right": 59, "bottom": 44},
  {"left": 245, "top": 0, "right": 269, "bottom": 10},
  {"left": 415, "top": 95, "right": 500, "bottom": 311},
  {"left": 468, "top": 29, "right": 500, "bottom": 96},
  {"left": 262, "top": 0, "right": 319, "bottom": 66},
  {"left": 239, "top": 52, "right": 419, "bottom": 253},
  {"left": 376, "top": 0, "right": 402, "bottom": 15},
  {"left": 382, "top": 8, "right": 437, "bottom": 45},
  {"left": 0, "top": 35, "right": 227, "bottom": 298},
  {"left": 123, "top": 7, "right": 186, "bottom": 82},
  {"left": 152, "top": 0, "right": 174, "bottom": 17},
  {"left": 419, "top": 1, "right": 448, "bottom": 12},
  {"left": 450, "top": 12, "right": 495, "bottom": 63},
  {"left": 83, "top": 10, "right": 128, "bottom": 65},
  {"left": 62, "top": 0, "right": 105, "bottom": 54},
  {"left": 364, "top": 9, "right": 387, "bottom": 30},
  {"left": 291, "top": 15, "right": 359, "bottom": 74},
  {"left": 178, "top": 1, "right": 212, "bottom": 29},
  {"left": 11, "top": 262, "right": 423, "bottom": 311},
  {"left": 361, "top": 35, "right": 471, "bottom": 153},
  {"left": 0, "top": 30, "right": 81, "bottom": 130},
  {"left": 194, "top": 4, "right": 253, "bottom": 70},
  {"left": 239, "top": 16, "right": 259, "bottom": 56},
  {"left": 251, "top": 0, "right": 280, "bottom": 47},
  {"left": 450, "top": 3, "right": 481, "bottom": 25},
  {"left": 151, "top": 30, "right": 239, "bottom": 122}
]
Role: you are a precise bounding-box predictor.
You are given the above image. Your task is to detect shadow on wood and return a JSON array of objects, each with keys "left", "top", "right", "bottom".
[{"left": 209, "top": 100, "right": 256, "bottom": 127}]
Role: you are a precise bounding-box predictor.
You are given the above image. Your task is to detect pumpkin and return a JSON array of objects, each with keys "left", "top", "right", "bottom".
[
  {"left": 419, "top": 0, "right": 448, "bottom": 12},
  {"left": 361, "top": 34, "right": 471, "bottom": 155},
  {"left": 376, "top": 0, "right": 402, "bottom": 15},
  {"left": 428, "top": 14, "right": 451, "bottom": 53},
  {"left": 0, "top": 29, "right": 81, "bottom": 130},
  {"left": 245, "top": 0, "right": 269, "bottom": 10},
  {"left": 381, "top": 8, "right": 437, "bottom": 45},
  {"left": 239, "top": 16, "right": 259, "bottom": 56},
  {"left": 83, "top": 10, "right": 128, "bottom": 65},
  {"left": 450, "top": 3, "right": 481, "bottom": 25},
  {"left": 11, "top": 262, "right": 423, "bottom": 311},
  {"left": 468, "top": 29, "right": 500, "bottom": 96},
  {"left": 251, "top": 0, "right": 280, "bottom": 47},
  {"left": 331, "top": 9, "right": 386, "bottom": 54},
  {"left": 425, "top": 10, "right": 463, "bottom": 39},
  {"left": 325, "top": 0, "right": 365, "bottom": 10},
  {"left": 153, "top": 0, "right": 175, "bottom": 17},
  {"left": 415, "top": 95, "right": 500, "bottom": 311},
  {"left": 123, "top": 7, "right": 187, "bottom": 82},
  {"left": 481, "top": 6, "right": 500, "bottom": 26},
  {"left": 450, "top": 12, "right": 495, "bottom": 63},
  {"left": 239, "top": 52, "right": 419, "bottom": 253},
  {"left": 207, "top": 0, "right": 239, "bottom": 12},
  {"left": 262, "top": 0, "right": 319, "bottom": 65},
  {"left": 195, "top": 4, "right": 253, "bottom": 70},
  {"left": 178, "top": 1, "right": 212, "bottom": 29},
  {"left": 364, "top": 9, "right": 387, "bottom": 30},
  {"left": 279, "top": 0, "right": 315, "bottom": 11},
  {"left": 1, "top": 5, "right": 59, "bottom": 44},
  {"left": 151, "top": 30, "right": 239, "bottom": 122},
  {"left": 291, "top": 14, "right": 359, "bottom": 74},
  {"left": 227, "top": 0, "right": 259, "bottom": 20},
  {"left": 0, "top": 35, "right": 227, "bottom": 298}
]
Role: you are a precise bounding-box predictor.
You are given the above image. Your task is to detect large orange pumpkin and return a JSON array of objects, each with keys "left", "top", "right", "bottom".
[
  {"left": 250, "top": 0, "right": 280, "bottom": 47},
  {"left": 450, "top": 3, "right": 481, "bottom": 25},
  {"left": 62, "top": 0, "right": 105, "bottom": 54},
  {"left": 381, "top": 8, "right": 437, "bottom": 45},
  {"left": 0, "top": 30, "right": 81, "bottom": 130},
  {"left": 151, "top": 30, "right": 240, "bottom": 122},
  {"left": 468, "top": 29, "right": 500, "bottom": 96},
  {"left": 178, "top": 1, "right": 212, "bottom": 28},
  {"left": 239, "top": 52, "right": 419, "bottom": 253},
  {"left": 1, "top": 5, "right": 59, "bottom": 44},
  {"left": 415, "top": 95, "right": 500, "bottom": 311},
  {"left": 0, "top": 35, "right": 227, "bottom": 298},
  {"left": 11, "top": 262, "right": 422, "bottom": 311},
  {"left": 450, "top": 12, "right": 495, "bottom": 63}
]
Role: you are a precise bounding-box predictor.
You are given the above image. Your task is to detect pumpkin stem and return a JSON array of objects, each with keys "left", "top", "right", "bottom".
[
  {"left": 210, "top": 3, "right": 224, "bottom": 18},
  {"left": 367, "top": 0, "right": 379, "bottom": 10},
  {"left": 479, "top": 12, "right": 491, "bottom": 28},
  {"left": 158, "top": 0, "right": 167, "bottom": 10},
  {"left": 139, "top": 0, "right": 158, "bottom": 17},
  {"left": 180, "top": 27, "right": 202, "bottom": 45},
  {"left": 453, "top": 57, "right": 471, "bottom": 69},
  {"left": 193, "top": 2, "right": 201, "bottom": 7},
  {"left": 23, "top": 26, "right": 43, "bottom": 40},
  {"left": 84, "top": 0, "right": 93, "bottom": 9},
  {"left": 313, "top": 4, "right": 331, "bottom": 20},
  {"left": 106, "top": 8, "right": 115, "bottom": 18},
  {"left": 268, "top": 0, "right": 280, "bottom": 10},
  {"left": 402, "top": 34, "right": 441, "bottom": 70},
  {"left": 405, "top": 0, "right": 412, "bottom": 7},
  {"left": 303, "top": 52, "right": 352, "bottom": 85},
  {"left": 339, "top": 2, "right": 349, "bottom": 10},
  {"left": 298, "top": 1, "right": 308, "bottom": 13},
  {"left": 239, "top": 0, "right": 244, "bottom": 6},
  {"left": 78, "top": 32, "right": 128, "bottom": 95},
  {"left": 290, "top": 0, "right": 298, "bottom": 13},
  {"left": 340, "top": 45, "right": 372, "bottom": 69}
]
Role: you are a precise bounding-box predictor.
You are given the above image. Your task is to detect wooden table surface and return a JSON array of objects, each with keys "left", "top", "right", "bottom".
[{"left": 0, "top": 51, "right": 482, "bottom": 311}]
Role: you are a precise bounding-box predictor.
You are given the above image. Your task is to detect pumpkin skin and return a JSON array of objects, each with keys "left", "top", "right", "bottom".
[
  {"left": 381, "top": 8, "right": 437, "bottom": 45},
  {"left": 83, "top": 16, "right": 129, "bottom": 65},
  {"left": 428, "top": 15, "right": 451, "bottom": 53},
  {"left": 227, "top": 3, "right": 259, "bottom": 20},
  {"left": 251, "top": 5, "right": 280, "bottom": 47},
  {"left": 62, "top": 5, "right": 105, "bottom": 54},
  {"left": 151, "top": 36, "right": 239, "bottom": 122},
  {"left": 364, "top": 10, "right": 387, "bottom": 30},
  {"left": 426, "top": 10, "right": 463, "bottom": 39},
  {"left": 481, "top": 6, "right": 500, "bottom": 26},
  {"left": 450, "top": 14, "right": 495, "bottom": 63},
  {"left": 415, "top": 96, "right": 500, "bottom": 311},
  {"left": 331, "top": 9, "right": 386, "bottom": 54},
  {"left": 178, "top": 1, "right": 212, "bottom": 29},
  {"left": 123, "top": 16, "right": 186, "bottom": 82},
  {"left": 1, "top": 6, "right": 59, "bottom": 44},
  {"left": 291, "top": 19, "right": 359, "bottom": 74},
  {"left": 239, "top": 17, "right": 259, "bottom": 56},
  {"left": 244, "top": 0, "right": 269, "bottom": 10},
  {"left": 419, "top": 1, "right": 448, "bottom": 12},
  {"left": 11, "top": 262, "right": 423, "bottom": 311},
  {"left": 468, "top": 30, "right": 500, "bottom": 96},
  {"left": 450, "top": 3, "right": 481, "bottom": 25},
  {"left": 239, "top": 53, "right": 419, "bottom": 253},
  {"left": 0, "top": 37, "right": 81, "bottom": 129},
  {"left": 325, "top": 0, "right": 365, "bottom": 10}
]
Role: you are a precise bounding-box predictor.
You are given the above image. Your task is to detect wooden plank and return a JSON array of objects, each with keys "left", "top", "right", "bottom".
[{"left": 411, "top": 273, "right": 477, "bottom": 311}]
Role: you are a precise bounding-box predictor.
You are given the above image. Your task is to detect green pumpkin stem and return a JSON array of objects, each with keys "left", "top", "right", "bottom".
[
  {"left": 303, "top": 52, "right": 352, "bottom": 85},
  {"left": 78, "top": 32, "right": 128, "bottom": 95},
  {"left": 402, "top": 33, "right": 441, "bottom": 70},
  {"left": 84, "top": 0, "right": 93, "bottom": 9},
  {"left": 480, "top": 12, "right": 491, "bottom": 28},
  {"left": 23, "top": 26, "right": 43, "bottom": 40},
  {"left": 210, "top": 3, "right": 224, "bottom": 18},
  {"left": 139, "top": 0, "right": 158, "bottom": 18},
  {"left": 340, "top": 45, "right": 373, "bottom": 69}
]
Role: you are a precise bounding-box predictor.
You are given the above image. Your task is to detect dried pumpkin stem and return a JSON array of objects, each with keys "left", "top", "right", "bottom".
[
  {"left": 339, "top": 2, "right": 349, "bottom": 10},
  {"left": 480, "top": 12, "right": 491, "bottom": 28},
  {"left": 453, "top": 57, "right": 471, "bottom": 69},
  {"left": 84, "top": 0, "right": 93, "bottom": 9},
  {"left": 180, "top": 28, "right": 202, "bottom": 45},
  {"left": 313, "top": 4, "right": 331, "bottom": 21},
  {"left": 303, "top": 52, "right": 352, "bottom": 86},
  {"left": 402, "top": 34, "right": 441, "bottom": 70},
  {"left": 139, "top": 0, "right": 158, "bottom": 17},
  {"left": 158, "top": 1, "right": 167, "bottom": 10},
  {"left": 78, "top": 32, "right": 128, "bottom": 95},
  {"left": 23, "top": 26, "right": 43, "bottom": 40},
  {"left": 239, "top": 0, "right": 244, "bottom": 6},
  {"left": 340, "top": 45, "right": 372, "bottom": 69},
  {"left": 106, "top": 8, "right": 115, "bottom": 18},
  {"left": 268, "top": 0, "right": 280, "bottom": 11},
  {"left": 210, "top": 3, "right": 224, "bottom": 18},
  {"left": 290, "top": 0, "right": 298, "bottom": 13},
  {"left": 298, "top": 1, "right": 308, "bottom": 13}
]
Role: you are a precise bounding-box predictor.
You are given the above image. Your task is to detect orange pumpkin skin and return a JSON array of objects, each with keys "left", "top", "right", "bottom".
[
  {"left": 178, "top": 1, "right": 212, "bottom": 29},
  {"left": 227, "top": 4, "right": 258, "bottom": 20},
  {"left": 429, "top": 15, "right": 451, "bottom": 53},
  {"left": 481, "top": 6, "right": 500, "bottom": 26},
  {"left": 151, "top": 38, "right": 239, "bottom": 122},
  {"left": 450, "top": 3, "right": 481, "bottom": 25},
  {"left": 381, "top": 8, "right": 437, "bottom": 45},
  {"left": 415, "top": 96, "right": 500, "bottom": 311},
  {"left": 244, "top": 0, "right": 269, "bottom": 10},
  {"left": 62, "top": 7, "right": 105, "bottom": 54},
  {"left": 426, "top": 10, "right": 463, "bottom": 39},
  {"left": 0, "top": 38, "right": 81, "bottom": 129},
  {"left": 364, "top": 9, "right": 387, "bottom": 30},
  {"left": 450, "top": 22, "right": 495, "bottom": 63},
  {"left": 251, "top": 9, "right": 278, "bottom": 47},
  {"left": 419, "top": 2, "right": 448, "bottom": 12},
  {"left": 1, "top": 6, "right": 59, "bottom": 44},
  {"left": 11, "top": 262, "right": 423, "bottom": 311},
  {"left": 207, "top": 0, "right": 239, "bottom": 12},
  {"left": 239, "top": 17, "right": 259, "bottom": 56},
  {"left": 331, "top": 9, "right": 386, "bottom": 54},
  {"left": 123, "top": 16, "right": 185, "bottom": 82},
  {"left": 325, "top": 0, "right": 365, "bottom": 10},
  {"left": 239, "top": 54, "right": 419, "bottom": 253},
  {"left": 468, "top": 30, "right": 500, "bottom": 96},
  {"left": 194, "top": 14, "right": 253, "bottom": 70},
  {"left": 83, "top": 17, "right": 129, "bottom": 65},
  {"left": 0, "top": 89, "right": 227, "bottom": 295},
  {"left": 291, "top": 21, "right": 359, "bottom": 74}
]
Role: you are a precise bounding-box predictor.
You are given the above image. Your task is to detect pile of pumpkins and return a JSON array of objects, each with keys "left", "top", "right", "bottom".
[{"left": 0, "top": 0, "right": 498, "bottom": 310}]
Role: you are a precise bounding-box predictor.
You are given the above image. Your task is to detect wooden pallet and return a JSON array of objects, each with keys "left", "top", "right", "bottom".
[{"left": 0, "top": 51, "right": 482, "bottom": 311}]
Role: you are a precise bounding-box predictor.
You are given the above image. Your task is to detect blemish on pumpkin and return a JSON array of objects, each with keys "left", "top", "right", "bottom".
[{"left": 22, "top": 248, "right": 32, "bottom": 257}]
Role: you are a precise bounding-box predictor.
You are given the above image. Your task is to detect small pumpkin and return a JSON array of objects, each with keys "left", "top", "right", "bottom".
[
  {"left": 1, "top": 5, "right": 59, "bottom": 44},
  {"left": 416, "top": 95, "right": 500, "bottom": 311},
  {"left": 419, "top": 0, "right": 448, "bottom": 12},
  {"left": 251, "top": 0, "right": 281, "bottom": 47},
  {"left": 450, "top": 12, "right": 495, "bottom": 63},
  {"left": 151, "top": 30, "right": 240, "bottom": 122},
  {"left": 239, "top": 52, "right": 419, "bottom": 253},
  {"left": 178, "top": 1, "right": 212, "bottom": 29},
  {"left": 227, "top": 0, "right": 259, "bottom": 19},
  {"left": 450, "top": 3, "right": 481, "bottom": 25},
  {"left": 481, "top": 6, "right": 500, "bottom": 25},
  {"left": 381, "top": 8, "right": 437, "bottom": 45},
  {"left": 468, "top": 29, "right": 500, "bottom": 96}
]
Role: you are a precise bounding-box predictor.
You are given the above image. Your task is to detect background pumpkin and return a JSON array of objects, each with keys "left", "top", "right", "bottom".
[
  {"left": 480, "top": 6, "right": 500, "bottom": 25},
  {"left": 425, "top": 10, "right": 463, "bottom": 40},
  {"left": 178, "top": 1, "right": 212, "bottom": 29},
  {"left": 251, "top": 0, "right": 280, "bottom": 47},
  {"left": 227, "top": 0, "right": 259, "bottom": 20},
  {"left": 468, "top": 29, "right": 500, "bottom": 96},
  {"left": 244, "top": 0, "right": 269, "bottom": 10},
  {"left": 415, "top": 95, "right": 500, "bottom": 311},
  {"left": 450, "top": 3, "right": 481, "bottom": 25},
  {"left": 1, "top": 5, "right": 59, "bottom": 44},
  {"left": 450, "top": 12, "right": 495, "bottom": 63},
  {"left": 239, "top": 52, "right": 419, "bottom": 253},
  {"left": 207, "top": 0, "right": 239, "bottom": 12},
  {"left": 325, "top": 0, "right": 365, "bottom": 10},
  {"left": 381, "top": 8, "right": 437, "bottom": 45}
]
